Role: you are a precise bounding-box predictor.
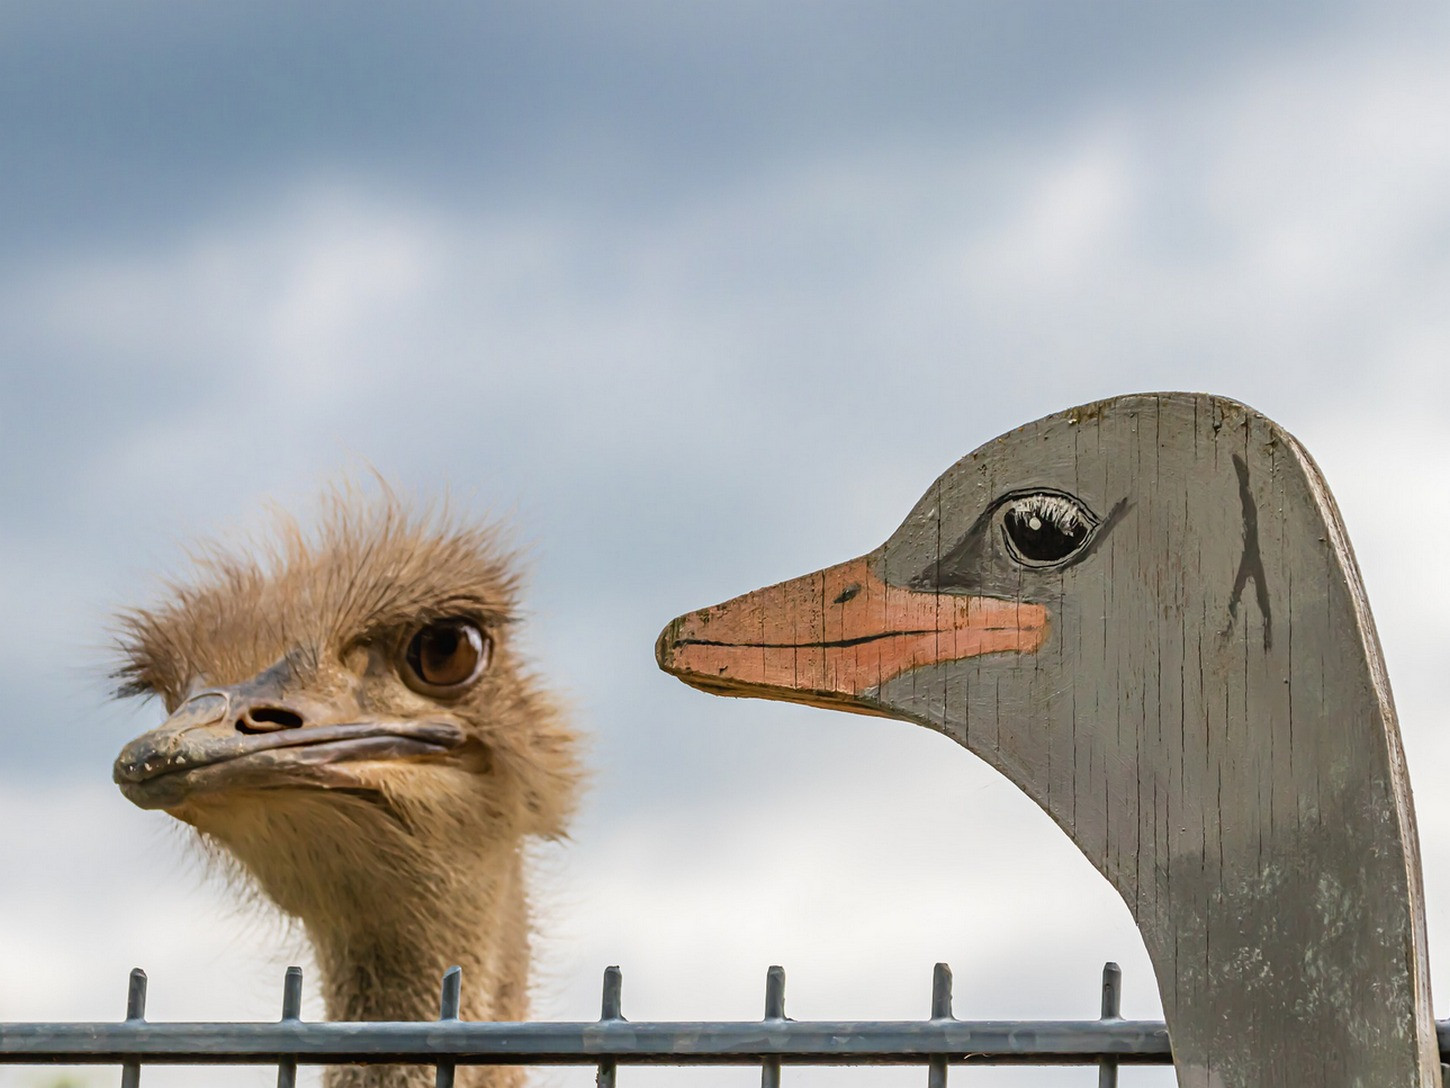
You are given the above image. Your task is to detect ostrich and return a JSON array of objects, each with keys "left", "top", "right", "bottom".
[{"left": 111, "top": 492, "right": 582, "bottom": 1088}]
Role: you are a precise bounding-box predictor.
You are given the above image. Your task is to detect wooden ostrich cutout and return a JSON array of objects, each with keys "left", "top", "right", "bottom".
[
  {"left": 658, "top": 393, "right": 1438, "bottom": 1088},
  {"left": 112, "top": 493, "right": 582, "bottom": 1088}
]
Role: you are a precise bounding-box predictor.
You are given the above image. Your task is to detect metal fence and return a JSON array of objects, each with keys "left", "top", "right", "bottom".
[{"left": 0, "top": 959, "right": 1332, "bottom": 1087}]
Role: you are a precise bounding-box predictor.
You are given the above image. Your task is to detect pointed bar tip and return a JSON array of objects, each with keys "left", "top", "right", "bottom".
[
  {"left": 601, "top": 966, "right": 623, "bottom": 1021},
  {"left": 125, "top": 969, "right": 148, "bottom": 1022},
  {"left": 281, "top": 966, "right": 303, "bottom": 1022},
  {"left": 931, "top": 963, "right": 954, "bottom": 1020},
  {"left": 764, "top": 966, "right": 786, "bottom": 1021},
  {"left": 439, "top": 966, "right": 462, "bottom": 1021}
]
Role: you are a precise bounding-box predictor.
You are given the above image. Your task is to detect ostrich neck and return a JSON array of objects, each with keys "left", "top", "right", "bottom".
[{"left": 303, "top": 841, "right": 531, "bottom": 1088}]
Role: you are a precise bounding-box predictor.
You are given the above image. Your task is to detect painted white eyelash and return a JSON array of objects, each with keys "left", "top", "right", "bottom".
[{"left": 1007, "top": 494, "right": 1090, "bottom": 532}]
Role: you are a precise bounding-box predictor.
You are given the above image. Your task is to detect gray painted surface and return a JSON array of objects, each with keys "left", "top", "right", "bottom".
[{"left": 660, "top": 392, "right": 1439, "bottom": 1087}]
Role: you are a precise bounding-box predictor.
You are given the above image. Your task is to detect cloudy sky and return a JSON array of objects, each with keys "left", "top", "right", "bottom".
[{"left": 4, "top": 3, "right": 1450, "bottom": 1085}]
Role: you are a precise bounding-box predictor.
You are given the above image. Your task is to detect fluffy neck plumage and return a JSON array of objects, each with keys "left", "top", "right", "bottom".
[
  {"left": 308, "top": 845, "right": 530, "bottom": 1088},
  {"left": 192, "top": 794, "right": 533, "bottom": 1088}
]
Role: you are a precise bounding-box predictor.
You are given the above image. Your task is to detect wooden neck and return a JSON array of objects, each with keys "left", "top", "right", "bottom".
[
  {"left": 1054, "top": 550, "right": 1437, "bottom": 1087},
  {"left": 1125, "top": 763, "right": 1433, "bottom": 1088}
]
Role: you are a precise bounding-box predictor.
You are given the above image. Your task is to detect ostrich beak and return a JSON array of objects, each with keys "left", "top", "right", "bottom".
[
  {"left": 113, "top": 685, "right": 465, "bottom": 811},
  {"left": 656, "top": 555, "right": 1049, "bottom": 714}
]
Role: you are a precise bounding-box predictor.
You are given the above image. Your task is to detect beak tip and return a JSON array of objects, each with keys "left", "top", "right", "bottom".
[
  {"left": 112, "top": 741, "right": 148, "bottom": 785},
  {"left": 655, "top": 616, "right": 685, "bottom": 676}
]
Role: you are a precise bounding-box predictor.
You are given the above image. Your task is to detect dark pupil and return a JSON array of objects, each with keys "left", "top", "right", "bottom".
[
  {"left": 1004, "top": 505, "right": 1087, "bottom": 563},
  {"left": 410, "top": 623, "right": 478, "bottom": 685}
]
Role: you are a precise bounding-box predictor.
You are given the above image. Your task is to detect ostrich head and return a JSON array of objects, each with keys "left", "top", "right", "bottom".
[{"left": 111, "top": 491, "right": 581, "bottom": 1025}]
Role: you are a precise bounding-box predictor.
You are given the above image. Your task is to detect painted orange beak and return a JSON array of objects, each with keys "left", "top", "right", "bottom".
[{"left": 656, "top": 555, "right": 1049, "bottom": 714}]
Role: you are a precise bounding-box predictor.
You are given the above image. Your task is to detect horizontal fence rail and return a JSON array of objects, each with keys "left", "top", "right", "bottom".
[{"left": 5, "top": 962, "right": 1446, "bottom": 1084}]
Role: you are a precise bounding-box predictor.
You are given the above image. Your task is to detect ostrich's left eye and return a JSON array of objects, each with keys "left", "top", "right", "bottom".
[
  {"left": 1000, "top": 491, "right": 1098, "bottom": 566},
  {"left": 402, "top": 620, "right": 491, "bottom": 694}
]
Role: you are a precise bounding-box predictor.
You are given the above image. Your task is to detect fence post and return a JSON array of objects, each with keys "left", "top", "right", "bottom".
[
  {"left": 435, "top": 966, "right": 462, "bottom": 1088},
  {"left": 927, "top": 963, "right": 953, "bottom": 1088},
  {"left": 597, "top": 966, "right": 623, "bottom": 1088},
  {"left": 762, "top": 966, "right": 786, "bottom": 1088},
  {"left": 1097, "top": 962, "right": 1121, "bottom": 1088},
  {"left": 118, "top": 968, "right": 147, "bottom": 1088},
  {"left": 276, "top": 966, "right": 303, "bottom": 1088}
]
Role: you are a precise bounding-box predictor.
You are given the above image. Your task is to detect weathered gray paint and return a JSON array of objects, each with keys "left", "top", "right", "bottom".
[{"left": 658, "top": 393, "right": 1439, "bottom": 1088}]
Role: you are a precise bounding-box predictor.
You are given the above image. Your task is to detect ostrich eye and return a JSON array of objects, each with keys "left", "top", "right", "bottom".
[
  {"left": 402, "top": 620, "right": 491, "bottom": 694},
  {"left": 1000, "top": 491, "right": 1098, "bottom": 566}
]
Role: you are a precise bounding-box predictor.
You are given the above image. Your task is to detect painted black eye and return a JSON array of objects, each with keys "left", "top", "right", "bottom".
[
  {"left": 1000, "top": 492, "right": 1097, "bottom": 566},
  {"left": 402, "top": 620, "right": 491, "bottom": 694}
]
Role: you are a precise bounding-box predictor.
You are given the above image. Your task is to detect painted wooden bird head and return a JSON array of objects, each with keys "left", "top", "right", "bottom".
[{"left": 658, "top": 392, "right": 1437, "bottom": 1088}]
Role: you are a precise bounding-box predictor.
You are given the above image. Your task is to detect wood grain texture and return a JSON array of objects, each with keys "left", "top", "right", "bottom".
[{"left": 658, "top": 392, "right": 1438, "bottom": 1088}]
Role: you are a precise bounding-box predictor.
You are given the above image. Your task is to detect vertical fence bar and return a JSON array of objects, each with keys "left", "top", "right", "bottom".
[
  {"left": 762, "top": 965, "right": 786, "bottom": 1088},
  {"left": 276, "top": 966, "right": 303, "bottom": 1088},
  {"left": 119, "top": 968, "right": 147, "bottom": 1088},
  {"left": 927, "top": 963, "right": 953, "bottom": 1088},
  {"left": 597, "top": 966, "right": 623, "bottom": 1088},
  {"left": 435, "top": 966, "right": 462, "bottom": 1088},
  {"left": 1097, "top": 962, "right": 1122, "bottom": 1088}
]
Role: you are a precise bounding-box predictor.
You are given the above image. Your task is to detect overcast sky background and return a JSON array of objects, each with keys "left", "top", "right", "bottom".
[{"left": 3, "top": 3, "right": 1450, "bottom": 1086}]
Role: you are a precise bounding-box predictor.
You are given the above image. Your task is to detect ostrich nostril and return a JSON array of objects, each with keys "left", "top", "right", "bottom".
[{"left": 236, "top": 706, "right": 305, "bottom": 733}]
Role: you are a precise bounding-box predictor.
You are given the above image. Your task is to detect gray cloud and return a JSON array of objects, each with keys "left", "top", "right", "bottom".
[{"left": 0, "top": 1, "right": 1394, "bottom": 257}]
